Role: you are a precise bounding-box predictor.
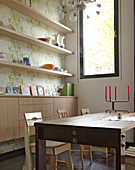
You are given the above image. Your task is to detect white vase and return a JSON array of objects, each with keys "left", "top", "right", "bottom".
[
  {"left": 0, "top": 52, "right": 7, "bottom": 60},
  {"left": 59, "top": 36, "right": 65, "bottom": 48},
  {"left": 53, "top": 34, "right": 60, "bottom": 46}
]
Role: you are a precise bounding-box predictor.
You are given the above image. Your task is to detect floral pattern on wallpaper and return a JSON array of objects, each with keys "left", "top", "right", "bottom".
[{"left": 0, "top": 0, "right": 66, "bottom": 154}]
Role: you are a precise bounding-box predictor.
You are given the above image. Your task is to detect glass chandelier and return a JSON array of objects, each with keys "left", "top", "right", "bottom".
[{"left": 57, "top": 0, "right": 97, "bottom": 22}]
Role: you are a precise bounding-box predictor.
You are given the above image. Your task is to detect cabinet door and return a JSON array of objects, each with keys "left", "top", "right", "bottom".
[
  {"left": 19, "top": 98, "right": 53, "bottom": 137},
  {"left": 53, "top": 98, "right": 67, "bottom": 119},
  {"left": 0, "top": 98, "right": 19, "bottom": 142},
  {"left": 67, "top": 97, "right": 78, "bottom": 117}
]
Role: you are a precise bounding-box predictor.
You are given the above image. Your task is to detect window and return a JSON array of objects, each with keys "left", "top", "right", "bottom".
[{"left": 80, "top": 0, "right": 119, "bottom": 79}]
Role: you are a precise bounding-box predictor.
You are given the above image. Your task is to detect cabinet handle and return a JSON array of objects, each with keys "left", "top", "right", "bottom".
[
  {"left": 121, "top": 134, "right": 126, "bottom": 139},
  {"left": 121, "top": 143, "right": 125, "bottom": 148},
  {"left": 73, "top": 138, "right": 77, "bottom": 144},
  {"left": 72, "top": 130, "right": 77, "bottom": 135}
]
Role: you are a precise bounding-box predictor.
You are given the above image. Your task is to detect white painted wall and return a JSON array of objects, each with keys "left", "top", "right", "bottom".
[
  {"left": 65, "top": 0, "right": 134, "bottom": 142},
  {"left": 66, "top": 0, "right": 134, "bottom": 113}
]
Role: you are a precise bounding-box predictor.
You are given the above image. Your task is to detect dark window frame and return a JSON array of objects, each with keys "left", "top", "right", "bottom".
[{"left": 80, "top": 0, "right": 119, "bottom": 79}]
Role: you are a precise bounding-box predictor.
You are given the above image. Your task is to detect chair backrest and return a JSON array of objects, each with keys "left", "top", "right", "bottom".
[
  {"left": 80, "top": 108, "right": 90, "bottom": 115},
  {"left": 57, "top": 110, "right": 69, "bottom": 119},
  {"left": 24, "top": 112, "right": 43, "bottom": 142},
  {"left": 23, "top": 112, "right": 43, "bottom": 170},
  {"left": 24, "top": 112, "right": 43, "bottom": 127}
]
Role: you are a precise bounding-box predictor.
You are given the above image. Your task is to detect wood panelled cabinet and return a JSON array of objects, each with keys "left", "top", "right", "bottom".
[
  {"left": 0, "top": 96, "right": 78, "bottom": 142},
  {"left": 19, "top": 97, "right": 54, "bottom": 137},
  {"left": 53, "top": 97, "right": 67, "bottom": 119},
  {"left": 0, "top": 97, "right": 19, "bottom": 142},
  {"left": 53, "top": 97, "right": 78, "bottom": 119},
  {"left": 67, "top": 97, "right": 78, "bottom": 117}
]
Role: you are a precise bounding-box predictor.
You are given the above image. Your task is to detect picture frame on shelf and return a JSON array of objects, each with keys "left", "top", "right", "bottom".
[
  {"left": 13, "top": 87, "right": 20, "bottom": 94},
  {"left": 0, "top": 87, "right": 5, "bottom": 94},
  {"left": 44, "top": 88, "right": 51, "bottom": 96},
  {"left": 6, "top": 87, "right": 13, "bottom": 94},
  {"left": 37, "top": 86, "right": 44, "bottom": 96},
  {"left": 51, "top": 88, "right": 57, "bottom": 96},
  {"left": 20, "top": 85, "right": 31, "bottom": 95},
  {"left": 30, "top": 86, "right": 38, "bottom": 96}
]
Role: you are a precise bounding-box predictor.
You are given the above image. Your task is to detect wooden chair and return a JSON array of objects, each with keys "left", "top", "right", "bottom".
[
  {"left": 57, "top": 109, "right": 92, "bottom": 169},
  {"left": 125, "top": 146, "right": 135, "bottom": 170},
  {"left": 23, "top": 112, "right": 74, "bottom": 170},
  {"left": 80, "top": 108, "right": 108, "bottom": 159}
]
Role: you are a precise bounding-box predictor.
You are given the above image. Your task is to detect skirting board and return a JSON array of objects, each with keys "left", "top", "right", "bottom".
[{"left": 0, "top": 148, "right": 25, "bottom": 161}]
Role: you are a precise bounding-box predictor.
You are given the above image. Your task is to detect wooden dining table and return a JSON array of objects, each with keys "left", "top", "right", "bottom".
[{"left": 35, "top": 112, "right": 135, "bottom": 170}]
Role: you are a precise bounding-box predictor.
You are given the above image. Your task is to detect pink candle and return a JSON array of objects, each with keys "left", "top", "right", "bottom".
[
  {"left": 105, "top": 86, "right": 107, "bottom": 98},
  {"left": 128, "top": 85, "right": 130, "bottom": 97},
  {"left": 115, "top": 86, "right": 117, "bottom": 98},
  {"left": 109, "top": 85, "right": 111, "bottom": 98}
]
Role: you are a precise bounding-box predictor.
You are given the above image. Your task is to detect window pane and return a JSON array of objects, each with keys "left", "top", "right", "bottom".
[{"left": 80, "top": 0, "right": 119, "bottom": 78}]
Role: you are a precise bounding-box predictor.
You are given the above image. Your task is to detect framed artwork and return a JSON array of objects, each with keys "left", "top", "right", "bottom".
[
  {"left": 30, "top": 86, "right": 38, "bottom": 96},
  {"left": 0, "top": 87, "right": 5, "bottom": 94},
  {"left": 13, "top": 87, "right": 20, "bottom": 94},
  {"left": 6, "top": 87, "right": 13, "bottom": 94},
  {"left": 20, "top": 85, "right": 31, "bottom": 95},
  {"left": 37, "top": 86, "right": 44, "bottom": 96},
  {"left": 44, "top": 88, "right": 51, "bottom": 96},
  {"left": 51, "top": 88, "right": 57, "bottom": 96}
]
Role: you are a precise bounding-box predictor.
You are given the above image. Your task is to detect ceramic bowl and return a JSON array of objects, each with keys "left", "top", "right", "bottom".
[
  {"left": 53, "top": 67, "right": 60, "bottom": 71},
  {"left": 38, "top": 38, "right": 49, "bottom": 43},
  {"left": 0, "top": 52, "right": 7, "bottom": 59},
  {"left": 0, "top": 21, "right": 3, "bottom": 26},
  {"left": 6, "top": 24, "right": 16, "bottom": 31}
]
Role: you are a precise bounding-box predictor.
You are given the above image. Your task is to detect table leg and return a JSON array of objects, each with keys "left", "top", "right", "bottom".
[
  {"left": 65, "top": 150, "right": 74, "bottom": 170},
  {"left": 116, "top": 134, "right": 121, "bottom": 170},
  {"left": 50, "top": 155, "right": 57, "bottom": 170},
  {"left": 116, "top": 147, "right": 121, "bottom": 170},
  {"left": 36, "top": 126, "right": 46, "bottom": 170}
]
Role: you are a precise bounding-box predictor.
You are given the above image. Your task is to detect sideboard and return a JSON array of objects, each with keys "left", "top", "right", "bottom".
[{"left": 0, "top": 96, "right": 78, "bottom": 142}]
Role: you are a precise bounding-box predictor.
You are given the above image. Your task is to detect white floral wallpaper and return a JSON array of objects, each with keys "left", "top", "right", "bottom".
[{"left": 0, "top": 0, "right": 66, "bottom": 154}]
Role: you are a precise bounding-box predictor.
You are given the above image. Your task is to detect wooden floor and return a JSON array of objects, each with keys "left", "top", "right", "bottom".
[{"left": 0, "top": 144, "right": 125, "bottom": 170}]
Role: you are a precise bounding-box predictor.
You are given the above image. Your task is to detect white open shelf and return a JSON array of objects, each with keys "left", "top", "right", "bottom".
[
  {"left": 0, "top": 26, "right": 73, "bottom": 56},
  {"left": 0, "top": 0, "right": 73, "bottom": 34},
  {"left": 0, "top": 60, "right": 74, "bottom": 77}
]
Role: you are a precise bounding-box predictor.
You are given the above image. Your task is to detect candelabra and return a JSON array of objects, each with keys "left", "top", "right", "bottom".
[{"left": 105, "top": 85, "right": 130, "bottom": 113}]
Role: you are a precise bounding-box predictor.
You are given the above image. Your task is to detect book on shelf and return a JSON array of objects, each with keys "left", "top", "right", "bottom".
[
  {"left": 0, "top": 87, "right": 5, "bottom": 94},
  {"left": 20, "top": 85, "right": 31, "bottom": 95},
  {"left": 30, "top": 86, "right": 38, "bottom": 96},
  {"left": 13, "top": 87, "right": 20, "bottom": 94},
  {"left": 37, "top": 86, "right": 44, "bottom": 96},
  {"left": 6, "top": 87, "right": 13, "bottom": 94},
  {"left": 44, "top": 88, "right": 51, "bottom": 96}
]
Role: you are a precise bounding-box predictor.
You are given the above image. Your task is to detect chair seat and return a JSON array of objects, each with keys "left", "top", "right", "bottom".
[
  {"left": 91, "top": 146, "right": 107, "bottom": 153},
  {"left": 125, "top": 146, "right": 135, "bottom": 157},
  {"left": 30, "top": 141, "right": 71, "bottom": 155},
  {"left": 23, "top": 112, "right": 73, "bottom": 170},
  {"left": 125, "top": 146, "right": 135, "bottom": 170}
]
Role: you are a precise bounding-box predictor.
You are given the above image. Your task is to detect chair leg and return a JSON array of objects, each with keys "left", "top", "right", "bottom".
[
  {"left": 50, "top": 155, "right": 57, "bottom": 170},
  {"left": 80, "top": 145, "right": 84, "bottom": 169},
  {"left": 22, "top": 158, "right": 27, "bottom": 170},
  {"left": 24, "top": 149, "right": 33, "bottom": 170},
  {"left": 89, "top": 146, "right": 92, "bottom": 164},
  {"left": 24, "top": 158, "right": 27, "bottom": 166},
  {"left": 102, "top": 147, "right": 108, "bottom": 158},
  {"left": 24, "top": 125, "right": 33, "bottom": 170},
  {"left": 22, "top": 165, "right": 27, "bottom": 170},
  {"left": 65, "top": 150, "right": 74, "bottom": 170},
  {"left": 126, "top": 164, "right": 135, "bottom": 170},
  {"left": 126, "top": 164, "right": 128, "bottom": 170},
  {"left": 58, "top": 153, "right": 62, "bottom": 160},
  {"left": 110, "top": 148, "right": 115, "bottom": 154}
]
